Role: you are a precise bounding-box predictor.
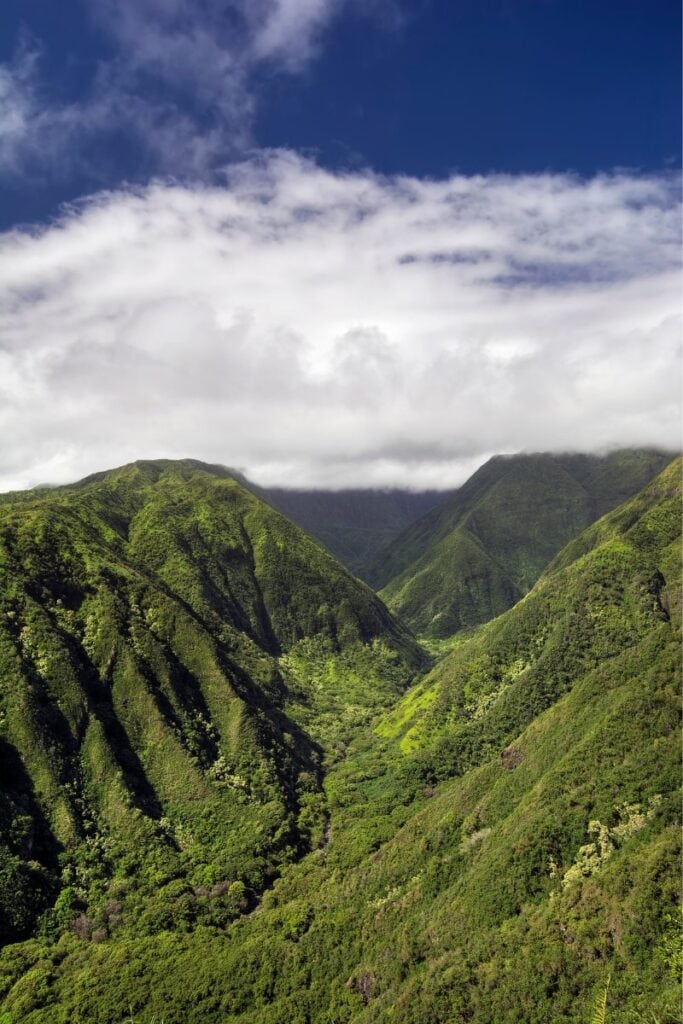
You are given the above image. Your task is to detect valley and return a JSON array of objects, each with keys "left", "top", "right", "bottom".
[{"left": 0, "top": 451, "right": 679, "bottom": 1023}]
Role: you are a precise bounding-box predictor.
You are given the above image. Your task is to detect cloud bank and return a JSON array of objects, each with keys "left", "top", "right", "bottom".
[{"left": 0, "top": 154, "right": 680, "bottom": 491}]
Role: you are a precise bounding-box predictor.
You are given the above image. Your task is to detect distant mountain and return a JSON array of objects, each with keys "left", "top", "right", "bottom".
[
  {"left": 259, "top": 487, "right": 454, "bottom": 580},
  {"left": 0, "top": 459, "right": 422, "bottom": 945},
  {"left": 4, "top": 458, "right": 679, "bottom": 1023},
  {"left": 371, "top": 449, "right": 675, "bottom": 637}
]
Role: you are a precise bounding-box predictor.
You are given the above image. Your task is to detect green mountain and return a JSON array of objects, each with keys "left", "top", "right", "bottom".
[
  {"left": 372, "top": 448, "right": 674, "bottom": 638},
  {"left": 259, "top": 487, "right": 453, "bottom": 581},
  {"left": 0, "top": 459, "right": 422, "bottom": 949},
  {"left": 0, "top": 457, "right": 679, "bottom": 1023}
]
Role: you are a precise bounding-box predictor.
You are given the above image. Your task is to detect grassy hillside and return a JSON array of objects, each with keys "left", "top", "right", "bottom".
[
  {"left": 373, "top": 448, "right": 674, "bottom": 638},
  {"left": 0, "top": 460, "right": 422, "bottom": 948},
  {"left": 260, "top": 487, "right": 453, "bottom": 581},
  {"left": 0, "top": 458, "right": 679, "bottom": 1023}
]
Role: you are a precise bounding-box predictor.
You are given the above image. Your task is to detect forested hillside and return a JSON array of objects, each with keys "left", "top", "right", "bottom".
[
  {"left": 372, "top": 449, "right": 673, "bottom": 637},
  {"left": 0, "top": 460, "right": 421, "bottom": 950},
  {"left": 0, "top": 457, "right": 679, "bottom": 1023},
  {"left": 260, "top": 487, "right": 453, "bottom": 581}
]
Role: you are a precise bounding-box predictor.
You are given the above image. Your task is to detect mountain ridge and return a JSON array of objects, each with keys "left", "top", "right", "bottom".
[
  {"left": 0, "top": 459, "right": 423, "bottom": 948},
  {"left": 372, "top": 448, "right": 676, "bottom": 637},
  {"left": 0, "top": 456, "right": 678, "bottom": 1022},
  {"left": 259, "top": 486, "right": 455, "bottom": 581}
]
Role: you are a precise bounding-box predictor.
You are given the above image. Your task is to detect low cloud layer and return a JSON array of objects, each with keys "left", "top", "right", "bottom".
[{"left": 0, "top": 154, "right": 680, "bottom": 491}]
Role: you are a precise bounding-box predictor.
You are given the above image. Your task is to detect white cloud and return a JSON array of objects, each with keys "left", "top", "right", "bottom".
[
  {"left": 251, "top": 0, "right": 341, "bottom": 67},
  {"left": 0, "top": 55, "right": 34, "bottom": 168},
  {"left": 0, "top": 47, "right": 63, "bottom": 177},
  {"left": 0, "top": 0, "right": 350, "bottom": 182},
  {"left": 0, "top": 154, "right": 680, "bottom": 491}
]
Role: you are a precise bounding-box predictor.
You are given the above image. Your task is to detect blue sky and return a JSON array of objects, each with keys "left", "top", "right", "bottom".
[
  {"left": 0, "top": 0, "right": 679, "bottom": 228},
  {"left": 0, "top": 1, "right": 680, "bottom": 490},
  {"left": 256, "top": 1, "right": 681, "bottom": 174}
]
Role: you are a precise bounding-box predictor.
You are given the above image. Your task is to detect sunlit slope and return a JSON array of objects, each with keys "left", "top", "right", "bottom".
[
  {"left": 377, "top": 454, "right": 681, "bottom": 773},
  {"left": 2, "top": 459, "right": 680, "bottom": 1023},
  {"left": 373, "top": 448, "right": 673, "bottom": 638},
  {"left": 0, "top": 460, "right": 422, "bottom": 944}
]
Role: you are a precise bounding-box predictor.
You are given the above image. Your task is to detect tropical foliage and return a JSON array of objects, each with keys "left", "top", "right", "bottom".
[
  {"left": 372, "top": 449, "right": 672, "bottom": 637},
  {"left": 0, "top": 454, "right": 679, "bottom": 1023}
]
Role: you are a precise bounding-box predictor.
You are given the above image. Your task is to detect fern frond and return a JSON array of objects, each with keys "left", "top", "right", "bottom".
[{"left": 590, "top": 974, "right": 611, "bottom": 1024}]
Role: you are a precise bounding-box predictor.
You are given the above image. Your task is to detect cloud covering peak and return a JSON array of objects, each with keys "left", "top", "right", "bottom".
[{"left": 0, "top": 154, "right": 680, "bottom": 491}]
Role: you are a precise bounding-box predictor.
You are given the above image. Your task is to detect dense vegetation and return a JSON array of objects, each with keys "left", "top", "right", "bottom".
[
  {"left": 371, "top": 449, "right": 673, "bottom": 637},
  {"left": 260, "top": 487, "right": 452, "bottom": 581},
  {"left": 0, "top": 460, "right": 422, "bottom": 951},
  {"left": 0, "top": 454, "right": 679, "bottom": 1023}
]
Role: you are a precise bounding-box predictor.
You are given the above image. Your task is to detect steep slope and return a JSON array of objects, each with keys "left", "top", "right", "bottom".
[
  {"left": 259, "top": 488, "right": 453, "bottom": 581},
  {"left": 377, "top": 454, "right": 681, "bottom": 777},
  {"left": 1, "top": 459, "right": 679, "bottom": 1023},
  {"left": 372, "top": 448, "right": 674, "bottom": 637},
  {"left": 0, "top": 459, "right": 422, "bottom": 946}
]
